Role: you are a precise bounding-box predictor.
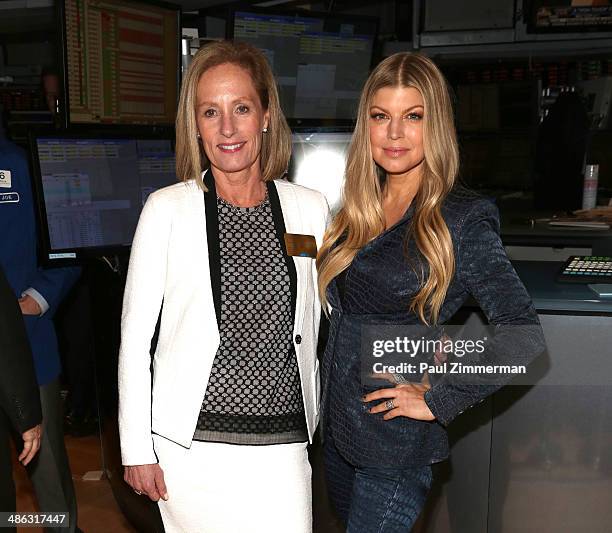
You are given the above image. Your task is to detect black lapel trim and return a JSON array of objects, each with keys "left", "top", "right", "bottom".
[
  {"left": 267, "top": 180, "right": 297, "bottom": 329},
  {"left": 203, "top": 170, "right": 221, "bottom": 324}
]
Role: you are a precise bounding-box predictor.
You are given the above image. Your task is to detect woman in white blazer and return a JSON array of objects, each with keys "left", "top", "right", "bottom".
[{"left": 118, "top": 41, "right": 329, "bottom": 533}]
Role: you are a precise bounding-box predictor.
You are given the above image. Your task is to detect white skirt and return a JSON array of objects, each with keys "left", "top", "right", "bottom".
[{"left": 152, "top": 434, "right": 312, "bottom": 533}]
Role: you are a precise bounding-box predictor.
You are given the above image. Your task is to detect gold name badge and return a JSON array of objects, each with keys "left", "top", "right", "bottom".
[{"left": 284, "top": 233, "right": 317, "bottom": 258}]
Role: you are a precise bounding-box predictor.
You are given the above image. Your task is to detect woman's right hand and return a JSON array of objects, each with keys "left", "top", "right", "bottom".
[{"left": 124, "top": 464, "right": 168, "bottom": 502}]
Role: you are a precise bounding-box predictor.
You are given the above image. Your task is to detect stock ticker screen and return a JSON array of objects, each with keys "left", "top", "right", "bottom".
[
  {"left": 233, "top": 11, "right": 376, "bottom": 121},
  {"left": 63, "top": 0, "right": 179, "bottom": 125},
  {"left": 33, "top": 135, "right": 176, "bottom": 256}
]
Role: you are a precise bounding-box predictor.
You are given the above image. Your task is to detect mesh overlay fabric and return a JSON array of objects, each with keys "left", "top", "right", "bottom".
[{"left": 193, "top": 193, "right": 308, "bottom": 445}]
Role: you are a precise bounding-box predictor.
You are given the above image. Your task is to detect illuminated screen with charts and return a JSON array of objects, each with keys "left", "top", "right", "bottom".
[
  {"left": 233, "top": 10, "right": 376, "bottom": 122},
  {"left": 30, "top": 133, "right": 177, "bottom": 263},
  {"left": 61, "top": 0, "right": 180, "bottom": 125}
]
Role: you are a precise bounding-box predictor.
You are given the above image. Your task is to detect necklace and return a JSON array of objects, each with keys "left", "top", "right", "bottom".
[{"left": 216, "top": 189, "right": 269, "bottom": 215}]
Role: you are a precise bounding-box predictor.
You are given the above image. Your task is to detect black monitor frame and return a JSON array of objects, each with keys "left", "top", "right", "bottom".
[
  {"left": 227, "top": 5, "right": 379, "bottom": 130},
  {"left": 28, "top": 127, "right": 177, "bottom": 267},
  {"left": 57, "top": 0, "right": 182, "bottom": 129}
]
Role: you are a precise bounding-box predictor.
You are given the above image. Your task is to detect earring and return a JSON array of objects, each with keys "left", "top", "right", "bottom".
[
  {"left": 196, "top": 133, "right": 201, "bottom": 139},
  {"left": 262, "top": 127, "right": 268, "bottom": 133}
]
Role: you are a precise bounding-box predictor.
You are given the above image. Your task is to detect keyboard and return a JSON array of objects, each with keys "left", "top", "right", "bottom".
[{"left": 557, "top": 255, "right": 612, "bottom": 284}]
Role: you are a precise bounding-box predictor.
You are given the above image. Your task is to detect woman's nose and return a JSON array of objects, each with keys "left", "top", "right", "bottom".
[
  {"left": 387, "top": 118, "right": 403, "bottom": 140},
  {"left": 220, "top": 113, "right": 235, "bottom": 137}
]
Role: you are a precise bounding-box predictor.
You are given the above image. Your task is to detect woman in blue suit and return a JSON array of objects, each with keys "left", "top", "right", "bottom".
[{"left": 316, "top": 52, "right": 546, "bottom": 532}]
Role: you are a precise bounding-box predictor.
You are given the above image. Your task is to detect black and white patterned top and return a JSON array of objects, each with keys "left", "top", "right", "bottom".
[{"left": 193, "top": 192, "right": 308, "bottom": 444}]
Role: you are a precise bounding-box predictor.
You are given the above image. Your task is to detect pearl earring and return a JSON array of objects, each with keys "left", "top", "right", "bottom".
[
  {"left": 262, "top": 127, "right": 268, "bottom": 133},
  {"left": 196, "top": 133, "right": 201, "bottom": 139}
]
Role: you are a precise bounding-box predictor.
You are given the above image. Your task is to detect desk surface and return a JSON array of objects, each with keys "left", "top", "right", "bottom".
[
  {"left": 512, "top": 260, "right": 612, "bottom": 313},
  {"left": 501, "top": 216, "right": 612, "bottom": 248},
  {"left": 491, "top": 198, "right": 612, "bottom": 249}
]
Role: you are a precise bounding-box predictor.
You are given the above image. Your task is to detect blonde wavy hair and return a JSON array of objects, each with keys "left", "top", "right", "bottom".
[
  {"left": 175, "top": 40, "right": 292, "bottom": 188},
  {"left": 317, "top": 53, "right": 459, "bottom": 325}
]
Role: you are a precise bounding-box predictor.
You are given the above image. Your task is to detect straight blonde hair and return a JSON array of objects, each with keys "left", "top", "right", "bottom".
[
  {"left": 317, "top": 53, "right": 459, "bottom": 325},
  {"left": 175, "top": 41, "right": 292, "bottom": 188}
]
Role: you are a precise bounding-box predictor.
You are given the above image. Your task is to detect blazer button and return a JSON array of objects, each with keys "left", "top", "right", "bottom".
[{"left": 295, "top": 335, "right": 302, "bottom": 344}]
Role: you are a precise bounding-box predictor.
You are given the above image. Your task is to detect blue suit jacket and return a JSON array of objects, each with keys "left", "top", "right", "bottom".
[{"left": 0, "top": 137, "right": 80, "bottom": 385}]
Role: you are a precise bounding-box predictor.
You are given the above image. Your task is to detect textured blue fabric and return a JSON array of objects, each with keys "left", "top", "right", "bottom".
[
  {"left": 0, "top": 138, "right": 80, "bottom": 385},
  {"left": 324, "top": 438, "right": 432, "bottom": 532},
  {"left": 321, "top": 188, "right": 546, "bottom": 467}
]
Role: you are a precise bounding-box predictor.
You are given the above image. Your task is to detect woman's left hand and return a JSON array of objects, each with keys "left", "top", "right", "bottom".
[{"left": 363, "top": 383, "right": 435, "bottom": 421}]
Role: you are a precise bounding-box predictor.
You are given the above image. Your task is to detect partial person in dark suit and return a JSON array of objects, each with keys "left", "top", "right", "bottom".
[
  {"left": 0, "top": 265, "right": 42, "bottom": 529},
  {"left": 0, "top": 109, "right": 81, "bottom": 532}
]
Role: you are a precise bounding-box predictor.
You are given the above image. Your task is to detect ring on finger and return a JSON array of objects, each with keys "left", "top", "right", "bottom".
[
  {"left": 134, "top": 490, "right": 143, "bottom": 496},
  {"left": 385, "top": 399, "right": 395, "bottom": 410}
]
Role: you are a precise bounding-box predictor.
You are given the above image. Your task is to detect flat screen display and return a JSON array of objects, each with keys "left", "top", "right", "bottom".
[
  {"left": 61, "top": 0, "right": 180, "bottom": 125},
  {"left": 30, "top": 133, "right": 177, "bottom": 263},
  {"left": 529, "top": 1, "right": 612, "bottom": 31},
  {"left": 233, "top": 10, "right": 376, "bottom": 123}
]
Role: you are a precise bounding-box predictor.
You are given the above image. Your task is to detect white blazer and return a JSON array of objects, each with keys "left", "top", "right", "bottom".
[{"left": 118, "top": 174, "right": 330, "bottom": 465}]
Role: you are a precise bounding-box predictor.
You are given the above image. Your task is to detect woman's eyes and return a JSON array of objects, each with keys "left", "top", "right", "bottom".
[
  {"left": 370, "top": 112, "right": 423, "bottom": 121},
  {"left": 202, "top": 105, "right": 249, "bottom": 118}
]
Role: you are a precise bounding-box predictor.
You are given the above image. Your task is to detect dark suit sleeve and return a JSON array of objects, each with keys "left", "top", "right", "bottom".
[
  {"left": 424, "top": 199, "right": 546, "bottom": 426},
  {"left": 0, "top": 266, "right": 42, "bottom": 433},
  {"left": 29, "top": 265, "right": 81, "bottom": 317},
  {"left": 16, "top": 149, "right": 81, "bottom": 317}
]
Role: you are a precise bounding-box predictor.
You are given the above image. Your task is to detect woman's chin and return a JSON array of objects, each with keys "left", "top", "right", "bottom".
[
  {"left": 211, "top": 161, "right": 256, "bottom": 176},
  {"left": 375, "top": 160, "right": 424, "bottom": 179}
]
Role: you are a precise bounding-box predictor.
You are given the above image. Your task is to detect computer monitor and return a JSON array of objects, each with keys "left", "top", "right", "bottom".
[
  {"left": 59, "top": 0, "right": 180, "bottom": 126},
  {"left": 288, "top": 131, "right": 352, "bottom": 213},
  {"left": 529, "top": 2, "right": 612, "bottom": 33},
  {"left": 232, "top": 9, "right": 377, "bottom": 126},
  {"left": 29, "top": 131, "right": 177, "bottom": 265}
]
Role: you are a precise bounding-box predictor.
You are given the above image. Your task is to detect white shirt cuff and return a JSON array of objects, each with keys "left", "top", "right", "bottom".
[{"left": 21, "top": 288, "right": 50, "bottom": 316}]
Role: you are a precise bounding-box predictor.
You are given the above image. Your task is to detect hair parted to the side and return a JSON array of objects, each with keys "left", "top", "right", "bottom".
[
  {"left": 316, "top": 52, "right": 459, "bottom": 325},
  {"left": 175, "top": 40, "right": 292, "bottom": 189}
]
